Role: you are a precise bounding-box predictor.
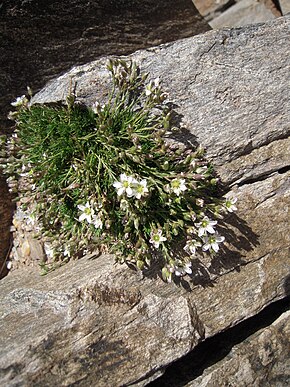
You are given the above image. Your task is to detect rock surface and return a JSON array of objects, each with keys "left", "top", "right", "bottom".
[
  {"left": 1, "top": 15, "right": 290, "bottom": 387},
  {"left": 279, "top": 0, "right": 290, "bottom": 14},
  {"left": 209, "top": 0, "right": 276, "bottom": 29},
  {"left": 185, "top": 310, "right": 290, "bottom": 386},
  {"left": 193, "top": 0, "right": 281, "bottom": 24}
]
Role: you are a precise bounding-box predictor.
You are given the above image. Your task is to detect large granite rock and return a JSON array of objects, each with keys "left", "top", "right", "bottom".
[{"left": 0, "top": 15, "right": 289, "bottom": 386}]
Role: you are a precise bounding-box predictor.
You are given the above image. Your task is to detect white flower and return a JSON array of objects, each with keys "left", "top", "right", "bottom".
[
  {"left": 93, "top": 215, "right": 103, "bottom": 229},
  {"left": 174, "top": 262, "right": 192, "bottom": 277},
  {"left": 6, "top": 260, "right": 12, "bottom": 270},
  {"left": 113, "top": 174, "right": 135, "bottom": 197},
  {"left": 184, "top": 239, "right": 202, "bottom": 255},
  {"left": 11, "top": 95, "right": 28, "bottom": 107},
  {"left": 145, "top": 83, "right": 152, "bottom": 96},
  {"left": 149, "top": 229, "right": 167, "bottom": 248},
  {"left": 92, "top": 101, "right": 101, "bottom": 114},
  {"left": 78, "top": 202, "right": 95, "bottom": 223},
  {"left": 224, "top": 197, "right": 237, "bottom": 213},
  {"left": 170, "top": 178, "right": 187, "bottom": 196},
  {"left": 44, "top": 243, "right": 54, "bottom": 259},
  {"left": 195, "top": 216, "right": 217, "bottom": 237},
  {"left": 63, "top": 246, "right": 71, "bottom": 258},
  {"left": 154, "top": 77, "right": 160, "bottom": 87},
  {"left": 202, "top": 234, "right": 225, "bottom": 253},
  {"left": 132, "top": 179, "right": 148, "bottom": 199}
]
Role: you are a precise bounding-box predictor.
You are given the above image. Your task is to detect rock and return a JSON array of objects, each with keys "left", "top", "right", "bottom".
[
  {"left": 193, "top": 0, "right": 281, "bottom": 24},
  {"left": 210, "top": 0, "right": 276, "bottom": 29},
  {"left": 1, "top": 15, "right": 290, "bottom": 386},
  {"left": 193, "top": 0, "right": 236, "bottom": 21},
  {"left": 185, "top": 310, "right": 290, "bottom": 386},
  {"left": 278, "top": 0, "right": 290, "bottom": 14}
]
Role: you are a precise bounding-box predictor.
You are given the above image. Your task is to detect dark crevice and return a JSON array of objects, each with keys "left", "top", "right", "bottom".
[
  {"left": 147, "top": 296, "right": 290, "bottom": 387},
  {"left": 278, "top": 165, "right": 290, "bottom": 174},
  {"left": 223, "top": 132, "right": 290, "bottom": 165},
  {"left": 237, "top": 164, "right": 290, "bottom": 187}
]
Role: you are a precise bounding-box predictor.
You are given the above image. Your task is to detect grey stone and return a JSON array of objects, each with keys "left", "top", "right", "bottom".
[
  {"left": 279, "top": 0, "right": 290, "bottom": 14},
  {"left": 186, "top": 310, "right": 290, "bottom": 386},
  {"left": 210, "top": 0, "right": 276, "bottom": 28},
  {"left": 1, "top": 15, "right": 290, "bottom": 387}
]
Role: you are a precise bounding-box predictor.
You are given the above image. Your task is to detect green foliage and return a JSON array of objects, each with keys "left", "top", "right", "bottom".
[{"left": 2, "top": 59, "right": 237, "bottom": 281}]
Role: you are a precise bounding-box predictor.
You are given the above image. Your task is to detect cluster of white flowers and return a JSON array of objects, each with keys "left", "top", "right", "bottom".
[
  {"left": 113, "top": 173, "right": 149, "bottom": 200},
  {"left": 163, "top": 260, "right": 192, "bottom": 283},
  {"left": 183, "top": 200, "right": 238, "bottom": 259},
  {"left": 77, "top": 202, "right": 103, "bottom": 229}
]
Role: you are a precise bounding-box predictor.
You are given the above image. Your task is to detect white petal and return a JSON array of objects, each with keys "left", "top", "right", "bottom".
[
  {"left": 202, "top": 243, "right": 210, "bottom": 252},
  {"left": 212, "top": 243, "right": 219, "bottom": 253},
  {"left": 117, "top": 187, "right": 124, "bottom": 196},
  {"left": 126, "top": 187, "right": 134, "bottom": 197},
  {"left": 206, "top": 225, "right": 216, "bottom": 234},
  {"left": 79, "top": 213, "right": 87, "bottom": 222},
  {"left": 198, "top": 228, "right": 205, "bottom": 237}
]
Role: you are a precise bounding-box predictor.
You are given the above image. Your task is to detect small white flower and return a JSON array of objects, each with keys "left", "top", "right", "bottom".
[
  {"left": 184, "top": 239, "right": 202, "bottom": 255},
  {"left": 92, "top": 101, "right": 101, "bottom": 114},
  {"left": 11, "top": 95, "right": 28, "bottom": 107},
  {"left": 44, "top": 243, "right": 54, "bottom": 259},
  {"left": 149, "top": 229, "right": 167, "bottom": 249},
  {"left": 195, "top": 216, "right": 217, "bottom": 237},
  {"left": 170, "top": 178, "right": 187, "bottom": 196},
  {"left": 154, "top": 77, "right": 160, "bottom": 87},
  {"left": 113, "top": 174, "right": 135, "bottom": 197},
  {"left": 174, "top": 262, "right": 192, "bottom": 277},
  {"left": 202, "top": 234, "right": 225, "bottom": 253},
  {"left": 6, "top": 260, "right": 12, "bottom": 270},
  {"left": 78, "top": 202, "right": 95, "bottom": 223},
  {"left": 132, "top": 179, "right": 148, "bottom": 199},
  {"left": 93, "top": 215, "right": 103, "bottom": 229},
  {"left": 145, "top": 83, "right": 152, "bottom": 96},
  {"left": 224, "top": 197, "right": 237, "bottom": 212},
  {"left": 63, "top": 246, "right": 71, "bottom": 258}
]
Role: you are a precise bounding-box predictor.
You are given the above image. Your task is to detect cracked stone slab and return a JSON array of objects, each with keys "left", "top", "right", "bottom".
[
  {"left": 1, "top": 15, "right": 290, "bottom": 387},
  {"left": 186, "top": 310, "right": 290, "bottom": 386}
]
